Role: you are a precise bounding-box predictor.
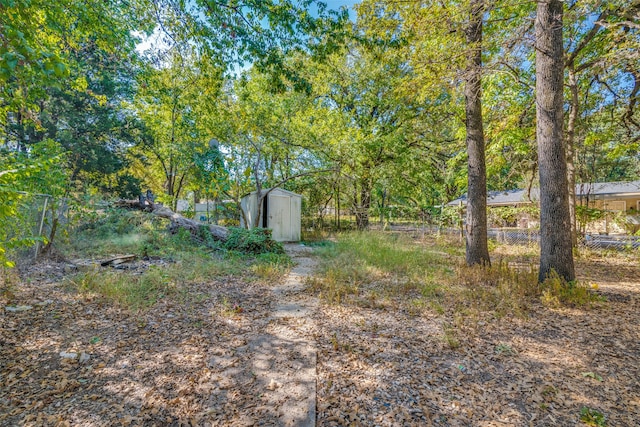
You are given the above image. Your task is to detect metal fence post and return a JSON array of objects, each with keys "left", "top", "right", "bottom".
[{"left": 34, "top": 195, "right": 49, "bottom": 261}]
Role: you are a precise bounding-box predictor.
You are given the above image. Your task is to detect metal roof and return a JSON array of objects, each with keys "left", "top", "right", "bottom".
[
  {"left": 576, "top": 180, "right": 640, "bottom": 197},
  {"left": 448, "top": 179, "right": 640, "bottom": 206},
  {"left": 447, "top": 188, "right": 538, "bottom": 206}
]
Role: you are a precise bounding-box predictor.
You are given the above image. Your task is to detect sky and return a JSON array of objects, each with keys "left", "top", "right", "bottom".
[
  {"left": 136, "top": 1, "right": 362, "bottom": 56},
  {"left": 324, "top": 0, "right": 360, "bottom": 11}
]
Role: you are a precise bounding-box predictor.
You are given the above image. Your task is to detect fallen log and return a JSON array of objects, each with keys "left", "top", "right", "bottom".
[
  {"left": 151, "top": 203, "right": 229, "bottom": 241},
  {"left": 114, "top": 196, "right": 229, "bottom": 242}
]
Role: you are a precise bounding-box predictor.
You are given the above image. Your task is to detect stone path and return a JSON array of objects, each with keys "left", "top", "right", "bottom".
[{"left": 248, "top": 244, "right": 318, "bottom": 426}]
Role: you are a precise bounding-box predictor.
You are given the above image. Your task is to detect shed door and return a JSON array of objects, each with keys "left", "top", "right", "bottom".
[{"left": 268, "top": 195, "right": 291, "bottom": 241}]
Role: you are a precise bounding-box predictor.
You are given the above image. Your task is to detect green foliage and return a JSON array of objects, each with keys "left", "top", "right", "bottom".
[
  {"left": 579, "top": 407, "right": 607, "bottom": 427},
  {"left": 576, "top": 205, "right": 605, "bottom": 227},
  {"left": 440, "top": 206, "right": 464, "bottom": 228},
  {"left": 69, "top": 267, "right": 182, "bottom": 311},
  {"left": 0, "top": 140, "right": 68, "bottom": 266},
  {"left": 310, "top": 232, "right": 456, "bottom": 305},
  {"left": 73, "top": 209, "right": 148, "bottom": 237},
  {"left": 312, "top": 232, "right": 609, "bottom": 318},
  {"left": 488, "top": 206, "right": 539, "bottom": 228},
  {"left": 250, "top": 252, "right": 294, "bottom": 280},
  {"left": 223, "top": 227, "right": 285, "bottom": 254},
  {"left": 64, "top": 209, "right": 294, "bottom": 309}
]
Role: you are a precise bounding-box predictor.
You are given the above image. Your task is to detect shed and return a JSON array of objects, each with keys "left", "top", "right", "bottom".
[{"left": 240, "top": 188, "right": 302, "bottom": 242}]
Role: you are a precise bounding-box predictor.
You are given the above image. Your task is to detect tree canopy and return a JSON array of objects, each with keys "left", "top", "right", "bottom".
[{"left": 1, "top": 0, "right": 639, "bottom": 278}]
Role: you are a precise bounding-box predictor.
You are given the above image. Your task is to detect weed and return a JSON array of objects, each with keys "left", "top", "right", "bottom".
[
  {"left": 68, "top": 267, "right": 179, "bottom": 311},
  {"left": 217, "top": 295, "right": 241, "bottom": 317},
  {"left": 581, "top": 372, "right": 603, "bottom": 382},
  {"left": 456, "top": 261, "right": 538, "bottom": 317},
  {"left": 541, "top": 385, "right": 557, "bottom": 398},
  {"left": 223, "top": 227, "right": 284, "bottom": 254},
  {"left": 311, "top": 232, "right": 453, "bottom": 305},
  {"left": 442, "top": 323, "right": 460, "bottom": 349},
  {"left": 330, "top": 332, "right": 339, "bottom": 351},
  {"left": 495, "top": 343, "right": 516, "bottom": 356},
  {"left": 540, "top": 271, "right": 606, "bottom": 308},
  {"left": 329, "top": 332, "right": 352, "bottom": 353},
  {"left": 0, "top": 267, "right": 18, "bottom": 301},
  {"left": 580, "top": 407, "right": 607, "bottom": 426},
  {"left": 250, "top": 253, "right": 293, "bottom": 281}
]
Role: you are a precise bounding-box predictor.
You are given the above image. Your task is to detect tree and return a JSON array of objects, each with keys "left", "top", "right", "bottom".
[
  {"left": 207, "top": 69, "right": 332, "bottom": 229},
  {"left": 535, "top": 0, "right": 575, "bottom": 282},
  {"left": 464, "top": 0, "right": 491, "bottom": 265},
  {"left": 307, "top": 36, "right": 425, "bottom": 229},
  {"left": 131, "top": 50, "right": 223, "bottom": 210}
]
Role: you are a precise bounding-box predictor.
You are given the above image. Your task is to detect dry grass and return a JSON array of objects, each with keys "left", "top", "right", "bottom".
[
  {"left": 310, "top": 232, "right": 609, "bottom": 319},
  {"left": 312, "top": 232, "right": 640, "bottom": 426}
]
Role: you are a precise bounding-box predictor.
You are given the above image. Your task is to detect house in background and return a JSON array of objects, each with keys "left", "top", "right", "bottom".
[
  {"left": 448, "top": 180, "right": 640, "bottom": 233},
  {"left": 448, "top": 180, "right": 640, "bottom": 212},
  {"left": 576, "top": 180, "right": 640, "bottom": 213},
  {"left": 447, "top": 188, "right": 539, "bottom": 208}
]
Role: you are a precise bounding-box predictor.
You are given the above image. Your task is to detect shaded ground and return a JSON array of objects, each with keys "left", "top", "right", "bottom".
[
  {"left": 2, "top": 238, "right": 639, "bottom": 426},
  {"left": 313, "top": 241, "right": 640, "bottom": 426},
  {"left": 1, "top": 259, "right": 294, "bottom": 426}
]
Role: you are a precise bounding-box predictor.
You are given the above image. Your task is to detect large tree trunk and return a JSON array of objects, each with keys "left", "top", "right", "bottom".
[
  {"left": 566, "top": 67, "right": 579, "bottom": 247},
  {"left": 535, "top": 0, "right": 575, "bottom": 282},
  {"left": 464, "top": 0, "right": 491, "bottom": 266},
  {"left": 115, "top": 199, "right": 229, "bottom": 241}
]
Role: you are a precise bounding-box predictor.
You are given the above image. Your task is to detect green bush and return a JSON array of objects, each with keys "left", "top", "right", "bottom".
[{"left": 223, "top": 227, "right": 285, "bottom": 254}]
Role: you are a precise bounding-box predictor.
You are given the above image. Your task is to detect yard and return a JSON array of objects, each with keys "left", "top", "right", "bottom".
[{"left": 1, "top": 215, "right": 639, "bottom": 426}]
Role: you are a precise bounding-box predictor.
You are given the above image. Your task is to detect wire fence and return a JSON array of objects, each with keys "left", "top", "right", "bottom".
[
  {"left": 382, "top": 224, "right": 640, "bottom": 251},
  {"left": 7, "top": 192, "right": 69, "bottom": 265}
]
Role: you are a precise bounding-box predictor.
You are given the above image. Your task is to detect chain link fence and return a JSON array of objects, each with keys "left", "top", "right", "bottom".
[
  {"left": 7, "top": 192, "right": 69, "bottom": 265},
  {"left": 384, "top": 224, "right": 640, "bottom": 251}
]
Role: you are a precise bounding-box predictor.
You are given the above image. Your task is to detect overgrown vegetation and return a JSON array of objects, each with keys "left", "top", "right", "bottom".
[
  {"left": 62, "top": 209, "right": 290, "bottom": 310},
  {"left": 310, "top": 232, "right": 606, "bottom": 317},
  {"left": 223, "top": 227, "right": 285, "bottom": 254},
  {"left": 308, "top": 232, "right": 460, "bottom": 306}
]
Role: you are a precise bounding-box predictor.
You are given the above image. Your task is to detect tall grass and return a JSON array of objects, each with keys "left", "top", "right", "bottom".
[
  {"left": 69, "top": 267, "right": 181, "bottom": 310},
  {"left": 311, "top": 232, "right": 604, "bottom": 316},
  {"left": 310, "top": 232, "right": 456, "bottom": 305},
  {"left": 63, "top": 209, "right": 292, "bottom": 310}
]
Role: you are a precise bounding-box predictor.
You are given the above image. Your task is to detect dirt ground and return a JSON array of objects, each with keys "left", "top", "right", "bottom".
[
  {"left": 1, "top": 246, "right": 639, "bottom": 426},
  {"left": 313, "top": 250, "right": 640, "bottom": 426},
  {"left": 1, "top": 260, "right": 289, "bottom": 426}
]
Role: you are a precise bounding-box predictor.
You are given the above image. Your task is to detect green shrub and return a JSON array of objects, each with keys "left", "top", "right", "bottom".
[
  {"left": 580, "top": 407, "right": 607, "bottom": 426},
  {"left": 223, "top": 227, "right": 284, "bottom": 254}
]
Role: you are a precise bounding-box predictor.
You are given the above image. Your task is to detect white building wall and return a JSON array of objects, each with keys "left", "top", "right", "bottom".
[{"left": 240, "top": 188, "right": 302, "bottom": 242}]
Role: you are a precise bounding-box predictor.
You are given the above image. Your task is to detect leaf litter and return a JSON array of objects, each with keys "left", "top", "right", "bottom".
[{"left": 1, "top": 247, "right": 639, "bottom": 426}]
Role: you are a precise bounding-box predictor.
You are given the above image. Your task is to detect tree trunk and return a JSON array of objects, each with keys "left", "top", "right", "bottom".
[
  {"left": 355, "top": 179, "right": 371, "bottom": 230},
  {"left": 464, "top": 0, "right": 491, "bottom": 266},
  {"left": 379, "top": 189, "right": 387, "bottom": 226},
  {"left": 566, "top": 66, "right": 579, "bottom": 247},
  {"left": 115, "top": 199, "right": 229, "bottom": 241},
  {"left": 535, "top": 0, "right": 575, "bottom": 282}
]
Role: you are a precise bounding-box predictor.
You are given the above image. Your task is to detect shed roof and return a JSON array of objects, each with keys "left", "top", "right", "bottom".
[{"left": 241, "top": 187, "right": 302, "bottom": 199}]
